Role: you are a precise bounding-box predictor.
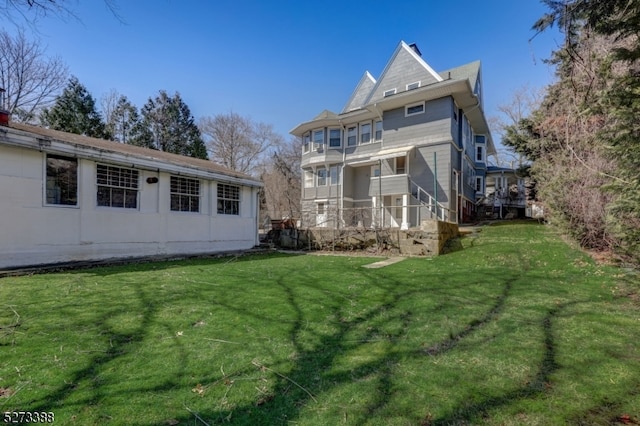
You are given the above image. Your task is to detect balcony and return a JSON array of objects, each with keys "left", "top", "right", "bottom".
[{"left": 368, "top": 174, "right": 409, "bottom": 197}]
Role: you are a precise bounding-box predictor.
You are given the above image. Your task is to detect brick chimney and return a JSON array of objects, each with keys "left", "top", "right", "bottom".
[{"left": 0, "top": 88, "right": 9, "bottom": 126}]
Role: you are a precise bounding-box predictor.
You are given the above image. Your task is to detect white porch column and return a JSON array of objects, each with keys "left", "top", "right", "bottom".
[
  {"left": 371, "top": 196, "right": 377, "bottom": 228},
  {"left": 401, "top": 193, "right": 409, "bottom": 230}
]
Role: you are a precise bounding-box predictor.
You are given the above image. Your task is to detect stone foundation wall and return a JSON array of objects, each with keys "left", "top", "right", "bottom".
[{"left": 274, "top": 219, "right": 459, "bottom": 256}]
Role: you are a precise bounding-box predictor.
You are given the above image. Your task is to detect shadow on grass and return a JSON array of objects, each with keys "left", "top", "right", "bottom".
[{"left": 15, "top": 239, "right": 630, "bottom": 425}]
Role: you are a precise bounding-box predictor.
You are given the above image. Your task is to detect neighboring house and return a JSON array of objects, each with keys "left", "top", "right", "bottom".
[
  {"left": 482, "top": 166, "right": 528, "bottom": 219},
  {"left": 291, "top": 41, "right": 496, "bottom": 228},
  {"left": 0, "top": 117, "right": 262, "bottom": 269}
]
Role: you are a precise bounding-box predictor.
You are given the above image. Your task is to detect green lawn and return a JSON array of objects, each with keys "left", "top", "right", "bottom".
[{"left": 1, "top": 222, "right": 638, "bottom": 425}]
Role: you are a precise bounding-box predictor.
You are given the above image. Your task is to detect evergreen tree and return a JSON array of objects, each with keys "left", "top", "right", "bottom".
[
  {"left": 106, "top": 95, "right": 141, "bottom": 143},
  {"left": 132, "top": 90, "right": 207, "bottom": 159},
  {"left": 520, "top": 0, "right": 640, "bottom": 263},
  {"left": 40, "top": 76, "right": 108, "bottom": 138}
]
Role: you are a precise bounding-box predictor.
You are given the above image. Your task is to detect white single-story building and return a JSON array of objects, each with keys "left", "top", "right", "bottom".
[{"left": 0, "top": 119, "right": 262, "bottom": 269}]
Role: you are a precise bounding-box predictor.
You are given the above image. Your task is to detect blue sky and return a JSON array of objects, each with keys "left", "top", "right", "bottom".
[{"left": 25, "top": 0, "right": 560, "bottom": 143}]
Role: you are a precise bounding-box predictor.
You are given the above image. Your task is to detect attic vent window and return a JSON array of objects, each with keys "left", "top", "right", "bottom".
[
  {"left": 406, "top": 81, "right": 421, "bottom": 90},
  {"left": 383, "top": 88, "right": 396, "bottom": 97}
]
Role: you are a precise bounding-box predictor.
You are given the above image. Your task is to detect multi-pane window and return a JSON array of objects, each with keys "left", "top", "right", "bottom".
[
  {"left": 375, "top": 121, "right": 383, "bottom": 141},
  {"left": 96, "top": 164, "right": 138, "bottom": 208},
  {"left": 170, "top": 176, "right": 200, "bottom": 212},
  {"left": 329, "top": 128, "right": 341, "bottom": 147},
  {"left": 217, "top": 183, "right": 240, "bottom": 215},
  {"left": 360, "top": 123, "right": 371, "bottom": 144},
  {"left": 46, "top": 154, "right": 78, "bottom": 206},
  {"left": 317, "top": 167, "right": 327, "bottom": 186},
  {"left": 347, "top": 126, "right": 357, "bottom": 146}
]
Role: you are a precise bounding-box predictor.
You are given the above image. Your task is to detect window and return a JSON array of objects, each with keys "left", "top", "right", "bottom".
[
  {"left": 476, "top": 145, "right": 484, "bottom": 162},
  {"left": 360, "top": 122, "right": 371, "bottom": 144},
  {"left": 406, "top": 81, "right": 421, "bottom": 90},
  {"left": 475, "top": 176, "right": 484, "bottom": 193},
  {"left": 96, "top": 164, "right": 138, "bottom": 208},
  {"left": 372, "top": 165, "right": 381, "bottom": 177},
  {"left": 347, "top": 126, "right": 357, "bottom": 146},
  {"left": 375, "top": 120, "right": 383, "bottom": 141},
  {"left": 217, "top": 183, "right": 240, "bottom": 215},
  {"left": 304, "top": 170, "right": 314, "bottom": 188},
  {"left": 329, "top": 165, "right": 339, "bottom": 185},
  {"left": 396, "top": 157, "right": 406, "bottom": 174},
  {"left": 383, "top": 88, "right": 396, "bottom": 97},
  {"left": 329, "top": 128, "right": 341, "bottom": 148},
  {"left": 317, "top": 167, "right": 327, "bottom": 186},
  {"left": 302, "top": 133, "right": 310, "bottom": 153},
  {"left": 313, "top": 129, "right": 324, "bottom": 150},
  {"left": 405, "top": 102, "right": 425, "bottom": 116},
  {"left": 170, "top": 176, "right": 200, "bottom": 212},
  {"left": 317, "top": 202, "right": 325, "bottom": 215},
  {"left": 46, "top": 154, "right": 77, "bottom": 206}
]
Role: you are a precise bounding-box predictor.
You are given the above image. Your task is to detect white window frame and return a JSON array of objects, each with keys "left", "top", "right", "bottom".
[
  {"left": 96, "top": 163, "right": 139, "bottom": 209},
  {"left": 304, "top": 170, "right": 314, "bottom": 188},
  {"left": 316, "top": 167, "right": 327, "bottom": 186},
  {"left": 475, "top": 176, "right": 484, "bottom": 193},
  {"left": 328, "top": 128, "right": 341, "bottom": 148},
  {"left": 329, "top": 165, "right": 339, "bottom": 185},
  {"left": 405, "top": 101, "right": 425, "bottom": 117},
  {"left": 170, "top": 175, "right": 200, "bottom": 213},
  {"left": 374, "top": 120, "right": 383, "bottom": 141},
  {"left": 302, "top": 132, "right": 310, "bottom": 153},
  {"left": 359, "top": 122, "right": 371, "bottom": 144},
  {"left": 395, "top": 157, "right": 406, "bottom": 174},
  {"left": 45, "top": 154, "right": 78, "bottom": 207},
  {"left": 217, "top": 183, "right": 240, "bottom": 215},
  {"left": 347, "top": 126, "right": 357, "bottom": 146},
  {"left": 313, "top": 129, "right": 324, "bottom": 151},
  {"left": 476, "top": 145, "right": 485, "bottom": 163},
  {"left": 406, "top": 81, "right": 421, "bottom": 90}
]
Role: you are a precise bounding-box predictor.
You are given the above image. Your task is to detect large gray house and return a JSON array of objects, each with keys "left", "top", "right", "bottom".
[{"left": 291, "top": 41, "right": 496, "bottom": 228}]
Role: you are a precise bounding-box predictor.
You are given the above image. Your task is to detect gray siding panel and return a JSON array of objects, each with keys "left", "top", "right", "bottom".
[
  {"left": 382, "top": 97, "right": 453, "bottom": 148},
  {"left": 409, "top": 143, "right": 453, "bottom": 209},
  {"left": 368, "top": 175, "right": 409, "bottom": 197}
]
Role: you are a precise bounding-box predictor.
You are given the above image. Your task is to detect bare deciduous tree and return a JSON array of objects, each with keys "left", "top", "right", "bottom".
[
  {"left": 0, "top": 29, "right": 68, "bottom": 122},
  {"left": 260, "top": 137, "right": 302, "bottom": 221},
  {"left": 200, "top": 112, "right": 283, "bottom": 174},
  {"left": 1, "top": 0, "right": 123, "bottom": 24}
]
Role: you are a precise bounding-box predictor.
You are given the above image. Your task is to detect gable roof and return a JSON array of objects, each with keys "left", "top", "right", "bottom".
[
  {"left": 364, "top": 41, "right": 443, "bottom": 105},
  {"left": 342, "top": 71, "right": 376, "bottom": 113},
  {"left": 2, "top": 122, "right": 262, "bottom": 186}
]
